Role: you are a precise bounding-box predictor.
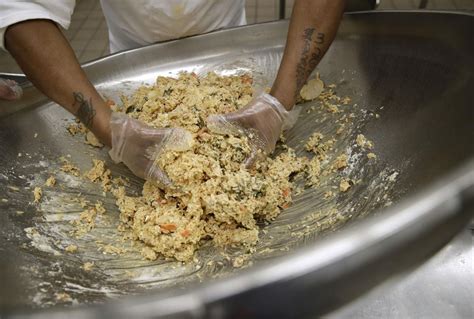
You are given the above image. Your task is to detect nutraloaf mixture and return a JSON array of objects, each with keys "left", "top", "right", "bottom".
[
  {"left": 110, "top": 72, "right": 309, "bottom": 261},
  {"left": 59, "top": 72, "right": 372, "bottom": 262}
]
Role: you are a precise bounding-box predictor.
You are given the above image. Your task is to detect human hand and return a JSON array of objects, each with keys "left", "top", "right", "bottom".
[
  {"left": 207, "top": 93, "right": 299, "bottom": 167},
  {"left": 0, "top": 78, "right": 22, "bottom": 101},
  {"left": 109, "top": 113, "right": 192, "bottom": 187}
]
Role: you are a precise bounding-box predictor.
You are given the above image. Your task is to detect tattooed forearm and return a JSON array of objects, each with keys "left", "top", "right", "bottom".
[
  {"left": 294, "top": 27, "right": 326, "bottom": 98},
  {"left": 73, "top": 92, "right": 96, "bottom": 128},
  {"left": 295, "top": 28, "right": 314, "bottom": 95}
]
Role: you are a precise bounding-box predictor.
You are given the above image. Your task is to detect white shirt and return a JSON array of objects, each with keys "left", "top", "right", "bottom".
[{"left": 0, "top": 0, "right": 246, "bottom": 53}]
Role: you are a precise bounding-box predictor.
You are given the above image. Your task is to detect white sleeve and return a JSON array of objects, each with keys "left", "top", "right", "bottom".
[{"left": 0, "top": 0, "right": 76, "bottom": 51}]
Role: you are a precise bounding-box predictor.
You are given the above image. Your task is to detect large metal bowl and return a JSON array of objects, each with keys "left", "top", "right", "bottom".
[{"left": 0, "top": 11, "right": 473, "bottom": 318}]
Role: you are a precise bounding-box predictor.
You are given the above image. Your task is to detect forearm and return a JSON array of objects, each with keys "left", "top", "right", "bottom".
[
  {"left": 5, "top": 19, "right": 112, "bottom": 146},
  {"left": 270, "top": 0, "right": 344, "bottom": 110}
]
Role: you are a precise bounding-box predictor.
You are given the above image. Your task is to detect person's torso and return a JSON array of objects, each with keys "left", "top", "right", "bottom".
[{"left": 99, "top": 0, "right": 246, "bottom": 53}]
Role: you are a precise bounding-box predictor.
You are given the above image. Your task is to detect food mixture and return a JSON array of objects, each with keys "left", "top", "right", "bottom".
[
  {"left": 54, "top": 72, "right": 374, "bottom": 262},
  {"left": 110, "top": 72, "right": 308, "bottom": 261}
]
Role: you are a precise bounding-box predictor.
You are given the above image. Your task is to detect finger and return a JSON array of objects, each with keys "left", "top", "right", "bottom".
[
  {"left": 244, "top": 145, "right": 265, "bottom": 169},
  {"left": 164, "top": 128, "right": 193, "bottom": 152},
  {"left": 243, "top": 151, "right": 258, "bottom": 169},
  {"left": 146, "top": 163, "right": 174, "bottom": 189},
  {"left": 0, "top": 79, "right": 22, "bottom": 101},
  {"left": 207, "top": 115, "right": 243, "bottom": 136}
]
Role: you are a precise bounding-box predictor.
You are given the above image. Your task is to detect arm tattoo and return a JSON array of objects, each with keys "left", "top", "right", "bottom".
[
  {"left": 73, "top": 92, "right": 96, "bottom": 128},
  {"left": 295, "top": 27, "right": 326, "bottom": 98}
]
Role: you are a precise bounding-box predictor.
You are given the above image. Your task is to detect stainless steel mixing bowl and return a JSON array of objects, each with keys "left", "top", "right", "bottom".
[{"left": 0, "top": 10, "right": 473, "bottom": 318}]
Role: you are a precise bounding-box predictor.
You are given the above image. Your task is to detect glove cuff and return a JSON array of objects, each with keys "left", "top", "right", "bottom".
[
  {"left": 108, "top": 112, "right": 129, "bottom": 163},
  {"left": 260, "top": 93, "right": 300, "bottom": 131}
]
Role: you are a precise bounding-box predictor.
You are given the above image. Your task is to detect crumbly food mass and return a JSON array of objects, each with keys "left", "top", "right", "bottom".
[
  {"left": 95, "top": 72, "right": 375, "bottom": 262},
  {"left": 111, "top": 73, "right": 308, "bottom": 261}
]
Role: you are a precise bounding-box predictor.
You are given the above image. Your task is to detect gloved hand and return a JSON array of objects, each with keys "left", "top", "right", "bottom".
[
  {"left": 207, "top": 93, "right": 299, "bottom": 167},
  {"left": 109, "top": 113, "right": 192, "bottom": 188},
  {"left": 0, "top": 78, "right": 22, "bottom": 101}
]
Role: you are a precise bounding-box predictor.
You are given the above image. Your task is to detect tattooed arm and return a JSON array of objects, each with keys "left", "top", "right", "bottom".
[
  {"left": 5, "top": 19, "right": 193, "bottom": 186},
  {"left": 5, "top": 20, "right": 112, "bottom": 145},
  {"left": 206, "top": 0, "right": 344, "bottom": 164},
  {"left": 271, "top": 0, "right": 345, "bottom": 110}
]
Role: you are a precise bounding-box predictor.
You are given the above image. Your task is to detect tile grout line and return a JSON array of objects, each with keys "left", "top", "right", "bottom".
[{"left": 77, "top": 1, "right": 105, "bottom": 62}]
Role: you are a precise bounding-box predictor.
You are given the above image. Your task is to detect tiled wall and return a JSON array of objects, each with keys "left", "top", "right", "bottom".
[
  {"left": 64, "top": 0, "right": 109, "bottom": 63},
  {"left": 1, "top": 0, "right": 473, "bottom": 74}
]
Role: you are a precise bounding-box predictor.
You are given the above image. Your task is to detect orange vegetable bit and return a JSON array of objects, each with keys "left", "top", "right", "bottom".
[
  {"left": 282, "top": 188, "right": 291, "bottom": 197},
  {"left": 159, "top": 223, "right": 177, "bottom": 233},
  {"left": 240, "top": 74, "right": 253, "bottom": 84}
]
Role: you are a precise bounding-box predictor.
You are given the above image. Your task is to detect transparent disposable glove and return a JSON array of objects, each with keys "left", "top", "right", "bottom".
[
  {"left": 109, "top": 113, "right": 192, "bottom": 187},
  {"left": 207, "top": 93, "right": 299, "bottom": 166},
  {"left": 0, "top": 78, "right": 22, "bottom": 101}
]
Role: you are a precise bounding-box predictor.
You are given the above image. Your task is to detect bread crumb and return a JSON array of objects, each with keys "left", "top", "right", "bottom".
[
  {"left": 367, "top": 153, "right": 377, "bottom": 160},
  {"left": 55, "top": 292, "right": 72, "bottom": 302},
  {"left": 60, "top": 157, "right": 80, "bottom": 176},
  {"left": 85, "top": 159, "right": 106, "bottom": 182},
  {"left": 305, "top": 132, "right": 324, "bottom": 152},
  {"left": 65, "top": 244, "right": 78, "bottom": 253},
  {"left": 95, "top": 201, "right": 106, "bottom": 214},
  {"left": 82, "top": 262, "right": 94, "bottom": 271},
  {"left": 326, "top": 103, "right": 340, "bottom": 113},
  {"left": 67, "top": 122, "right": 87, "bottom": 136},
  {"left": 45, "top": 176, "right": 56, "bottom": 187},
  {"left": 339, "top": 179, "right": 351, "bottom": 192},
  {"left": 70, "top": 206, "right": 101, "bottom": 237},
  {"left": 388, "top": 171, "right": 399, "bottom": 182},
  {"left": 305, "top": 133, "right": 335, "bottom": 161},
  {"left": 333, "top": 154, "right": 348, "bottom": 170},
  {"left": 85, "top": 131, "right": 104, "bottom": 148},
  {"left": 356, "top": 134, "right": 374, "bottom": 149},
  {"left": 141, "top": 246, "right": 157, "bottom": 260},
  {"left": 307, "top": 157, "right": 321, "bottom": 186},
  {"left": 33, "top": 187, "right": 42, "bottom": 203},
  {"left": 232, "top": 255, "right": 248, "bottom": 268},
  {"left": 324, "top": 191, "right": 334, "bottom": 198},
  {"left": 85, "top": 159, "right": 112, "bottom": 191}
]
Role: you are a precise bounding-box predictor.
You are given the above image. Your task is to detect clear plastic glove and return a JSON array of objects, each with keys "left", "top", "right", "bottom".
[
  {"left": 207, "top": 93, "right": 299, "bottom": 167},
  {"left": 109, "top": 113, "right": 192, "bottom": 188},
  {"left": 0, "top": 78, "right": 23, "bottom": 101}
]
